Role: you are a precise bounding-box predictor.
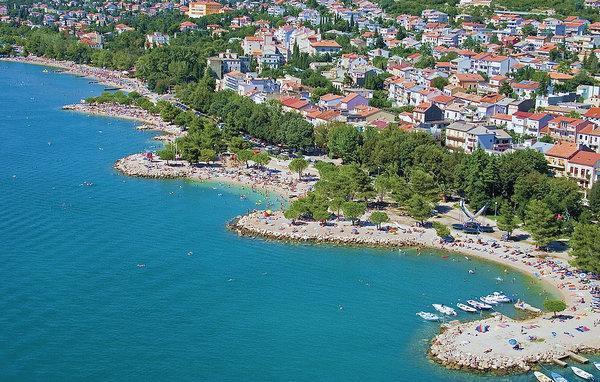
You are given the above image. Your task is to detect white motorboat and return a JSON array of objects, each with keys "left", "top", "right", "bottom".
[
  {"left": 467, "top": 300, "right": 492, "bottom": 310},
  {"left": 432, "top": 304, "right": 457, "bottom": 316},
  {"left": 491, "top": 292, "right": 511, "bottom": 303},
  {"left": 534, "top": 371, "right": 553, "bottom": 382},
  {"left": 571, "top": 366, "right": 595, "bottom": 381},
  {"left": 416, "top": 312, "right": 440, "bottom": 321},
  {"left": 480, "top": 296, "right": 499, "bottom": 305},
  {"left": 594, "top": 362, "right": 600, "bottom": 371},
  {"left": 457, "top": 303, "right": 477, "bottom": 313}
]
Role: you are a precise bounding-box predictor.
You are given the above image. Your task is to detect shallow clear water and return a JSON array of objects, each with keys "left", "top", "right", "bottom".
[{"left": 0, "top": 61, "right": 596, "bottom": 381}]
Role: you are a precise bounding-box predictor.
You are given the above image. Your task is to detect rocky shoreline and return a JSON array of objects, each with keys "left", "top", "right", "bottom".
[
  {"left": 230, "top": 211, "right": 600, "bottom": 374},
  {"left": 63, "top": 103, "right": 183, "bottom": 141},
  {"left": 114, "top": 153, "right": 313, "bottom": 199}
]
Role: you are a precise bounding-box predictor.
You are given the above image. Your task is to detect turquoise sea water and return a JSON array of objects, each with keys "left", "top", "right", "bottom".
[{"left": 0, "top": 61, "right": 594, "bottom": 382}]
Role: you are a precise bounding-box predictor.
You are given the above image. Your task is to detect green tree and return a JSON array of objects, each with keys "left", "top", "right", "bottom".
[
  {"left": 284, "top": 204, "right": 302, "bottom": 224},
  {"left": 410, "top": 169, "right": 439, "bottom": 202},
  {"left": 289, "top": 157, "right": 309, "bottom": 180},
  {"left": 327, "top": 123, "right": 361, "bottom": 163},
  {"left": 407, "top": 194, "right": 432, "bottom": 225},
  {"left": 543, "top": 299, "right": 567, "bottom": 317},
  {"left": 253, "top": 152, "right": 271, "bottom": 168},
  {"left": 237, "top": 149, "right": 254, "bottom": 168},
  {"left": 570, "top": 223, "right": 600, "bottom": 274},
  {"left": 157, "top": 143, "right": 176, "bottom": 163},
  {"left": 524, "top": 200, "right": 559, "bottom": 249},
  {"left": 588, "top": 182, "right": 600, "bottom": 217},
  {"left": 499, "top": 81, "right": 513, "bottom": 97},
  {"left": 497, "top": 202, "right": 517, "bottom": 239},
  {"left": 342, "top": 201, "right": 366, "bottom": 225},
  {"left": 431, "top": 76, "right": 449, "bottom": 90},
  {"left": 200, "top": 148, "right": 216, "bottom": 164},
  {"left": 432, "top": 221, "right": 451, "bottom": 238},
  {"left": 369, "top": 211, "right": 389, "bottom": 230}
]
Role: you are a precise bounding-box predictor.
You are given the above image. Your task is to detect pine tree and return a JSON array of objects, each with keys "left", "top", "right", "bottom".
[
  {"left": 497, "top": 201, "right": 516, "bottom": 239},
  {"left": 524, "top": 200, "right": 559, "bottom": 249}
]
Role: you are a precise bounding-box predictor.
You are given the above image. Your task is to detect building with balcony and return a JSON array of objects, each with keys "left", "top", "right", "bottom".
[{"left": 187, "top": 1, "right": 222, "bottom": 18}]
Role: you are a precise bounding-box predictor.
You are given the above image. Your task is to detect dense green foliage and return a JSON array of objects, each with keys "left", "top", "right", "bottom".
[
  {"left": 543, "top": 299, "right": 567, "bottom": 316},
  {"left": 177, "top": 77, "right": 314, "bottom": 150},
  {"left": 570, "top": 223, "right": 600, "bottom": 274}
]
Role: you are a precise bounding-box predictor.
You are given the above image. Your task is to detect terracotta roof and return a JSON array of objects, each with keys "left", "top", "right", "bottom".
[
  {"left": 454, "top": 73, "right": 485, "bottom": 82},
  {"left": 310, "top": 40, "right": 341, "bottom": 48},
  {"left": 546, "top": 142, "right": 578, "bottom": 159},
  {"left": 548, "top": 72, "right": 573, "bottom": 81},
  {"left": 431, "top": 94, "right": 454, "bottom": 104},
  {"left": 320, "top": 93, "right": 343, "bottom": 102},
  {"left": 491, "top": 113, "right": 512, "bottom": 121},
  {"left": 280, "top": 97, "right": 310, "bottom": 109},
  {"left": 512, "top": 80, "right": 539, "bottom": 90},
  {"left": 584, "top": 107, "right": 600, "bottom": 119},
  {"left": 569, "top": 151, "right": 600, "bottom": 167},
  {"left": 579, "top": 123, "right": 600, "bottom": 137}
]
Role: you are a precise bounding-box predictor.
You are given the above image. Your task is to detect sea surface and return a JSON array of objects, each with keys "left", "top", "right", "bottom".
[{"left": 0, "top": 61, "right": 596, "bottom": 381}]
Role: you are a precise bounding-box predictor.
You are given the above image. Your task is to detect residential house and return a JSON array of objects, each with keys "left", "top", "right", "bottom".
[
  {"left": 413, "top": 102, "right": 443, "bottom": 124},
  {"left": 567, "top": 151, "right": 600, "bottom": 192},
  {"left": 577, "top": 123, "right": 600, "bottom": 152},
  {"left": 445, "top": 121, "right": 512, "bottom": 153},
  {"left": 207, "top": 52, "right": 250, "bottom": 79},
  {"left": 548, "top": 116, "right": 594, "bottom": 142},
  {"left": 544, "top": 141, "right": 579, "bottom": 176},
  {"left": 187, "top": 1, "right": 222, "bottom": 18},
  {"left": 309, "top": 40, "right": 342, "bottom": 55},
  {"left": 449, "top": 73, "right": 485, "bottom": 91}
]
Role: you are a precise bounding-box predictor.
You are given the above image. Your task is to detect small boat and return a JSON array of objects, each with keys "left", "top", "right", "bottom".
[
  {"left": 480, "top": 296, "right": 499, "bottom": 305},
  {"left": 416, "top": 312, "right": 440, "bottom": 321},
  {"left": 457, "top": 303, "right": 477, "bottom": 313},
  {"left": 467, "top": 300, "right": 492, "bottom": 310},
  {"left": 491, "top": 292, "right": 511, "bottom": 303},
  {"left": 514, "top": 300, "right": 542, "bottom": 313},
  {"left": 595, "top": 362, "right": 600, "bottom": 371},
  {"left": 571, "top": 366, "right": 595, "bottom": 381},
  {"left": 534, "top": 371, "right": 553, "bottom": 382},
  {"left": 551, "top": 372, "right": 569, "bottom": 382},
  {"left": 432, "top": 304, "right": 457, "bottom": 316},
  {"left": 468, "top": 269, "right": 475, "bottom": 274}
]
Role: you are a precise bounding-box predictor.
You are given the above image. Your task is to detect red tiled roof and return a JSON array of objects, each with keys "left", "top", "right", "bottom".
[
  {"left": 546, "top": 142, "right": 578, "bottom": 159},
  {"left": 584, "top": 107, "right": 600, "bottom": 119},
  {"left": 569, "top": 151, "right": 600, "bottom": 167},
  {"left": 310, "top": 40, "right": 341, "bottom": 48}
]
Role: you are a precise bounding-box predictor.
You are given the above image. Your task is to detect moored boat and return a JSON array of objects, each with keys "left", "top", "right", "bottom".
[
  {"left": 416, "top": 312, "right": 440, "bottom": 321},
  {"left": 480, "top": 296, "right": 499, "bottom": 305},
  {"left": 467, "top": 299, "right": 492, "bottom": 310},
  {"left": 432, "top": 304, "right": 457, "bottom": 316},
  {"left": 514, "top": 300, "right": 542, "bottom": 313},
  {"left": 457, "top": 303, "right": 477, "bottom": 313},
  {"left": 594, "top": 362, "right": 600, "bottom": 371},
  {"left": 551, "top": 372, "right": 569, "bottom": 382},
  {"left": 534, "top": 371, "right": 553, "bottom": 382},
  {"left": 571, "top": 366, "right": 595, "bottom": 381},
  {"left": 491, "top": 292, "right": 511, "bottom": 303}
]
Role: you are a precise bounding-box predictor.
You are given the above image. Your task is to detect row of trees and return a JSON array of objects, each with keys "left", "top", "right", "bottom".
[{"left": 176, "top": 71, "right": 314, "bottom": 150}]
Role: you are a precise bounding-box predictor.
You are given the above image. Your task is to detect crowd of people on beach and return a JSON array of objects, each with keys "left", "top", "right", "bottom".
[
  {"left": 63, "top": 103, "right": 182, "bottom": 138},
  {"left": 114, "top": 153, "right": 313, "bottom": 199},
  {"left": 7, "top": 56, "right": 153, "bottom": 98}
]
